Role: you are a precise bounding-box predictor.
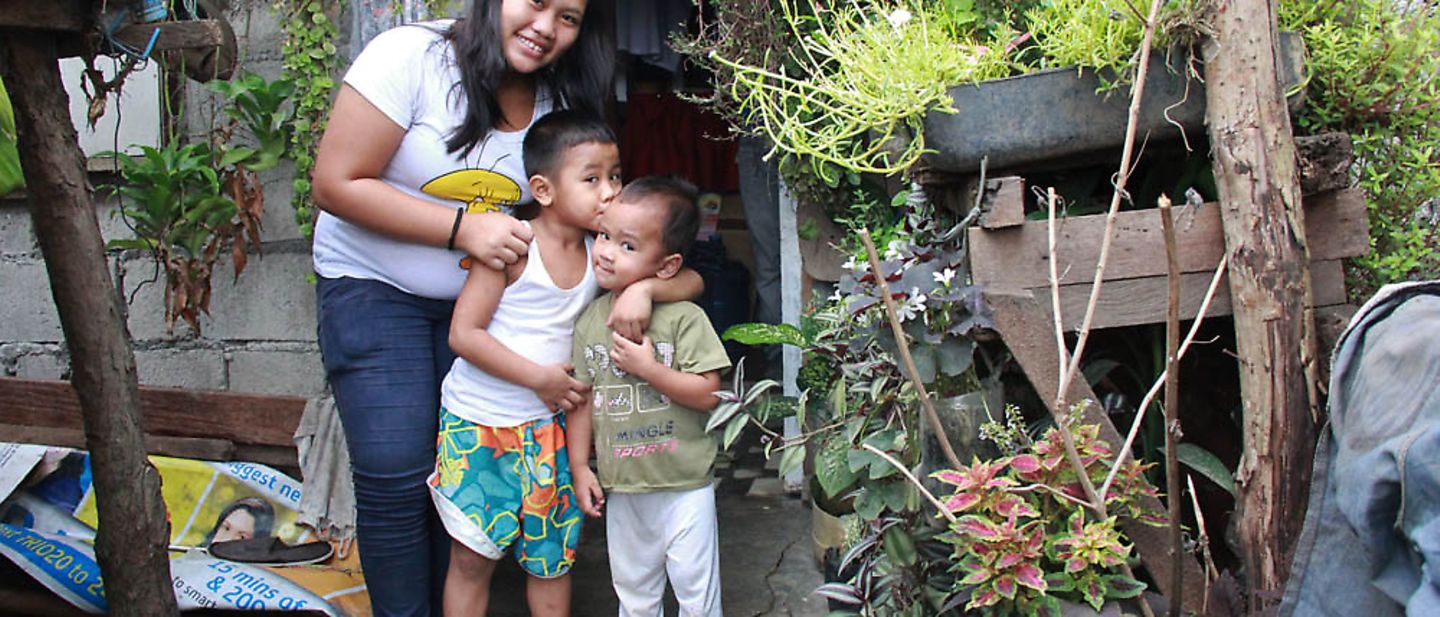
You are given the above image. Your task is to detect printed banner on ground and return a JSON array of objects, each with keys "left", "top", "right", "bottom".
[{"left": 0, "top": 443, "right": 369, "bottom": 615}]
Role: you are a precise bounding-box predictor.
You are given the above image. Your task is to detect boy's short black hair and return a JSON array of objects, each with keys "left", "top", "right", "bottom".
[
  {"left": 618, "top": 176, "right": 700, "bottom": 256},
  {"left": 522, "top": 110, "right": 617, "bottom": 178}
]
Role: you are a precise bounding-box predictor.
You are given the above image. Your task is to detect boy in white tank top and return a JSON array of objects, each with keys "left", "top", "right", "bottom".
[{"left": 427, "top": 111, "right": 618, "bottom": 617}]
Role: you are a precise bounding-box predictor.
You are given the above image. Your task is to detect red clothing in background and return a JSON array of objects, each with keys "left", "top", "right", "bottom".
[{"left": 622, "top": 93, "right": 739, "bottom": 192}]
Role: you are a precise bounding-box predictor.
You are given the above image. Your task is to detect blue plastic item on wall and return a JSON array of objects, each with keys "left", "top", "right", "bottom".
[{"left": 136, "top": 0, "right": 168, "bottom": 22}]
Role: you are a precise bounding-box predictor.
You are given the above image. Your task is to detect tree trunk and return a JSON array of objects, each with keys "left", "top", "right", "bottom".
[
  {"left": 1202, "top": 0, "right": 1320, "bottom": 610},
  {"left": 0, "top": 31, "right": 180, "bottom": 616}
]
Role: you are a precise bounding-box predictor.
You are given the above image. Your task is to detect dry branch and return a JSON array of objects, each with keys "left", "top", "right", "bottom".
[
  {"left": 858, "top": 229, "right": 964, "bottom": 471},
  {"left": 1160, "top": 196, "right": 1185, "bottom": 617}
]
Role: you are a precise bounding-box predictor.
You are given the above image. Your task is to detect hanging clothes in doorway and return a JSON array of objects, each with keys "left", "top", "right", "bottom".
[
  {"left": 622, "top": 92, "right": 739, "bottom": 193},
  {"left": 616, "top": 0, "right": 693, "bottom": 72}
]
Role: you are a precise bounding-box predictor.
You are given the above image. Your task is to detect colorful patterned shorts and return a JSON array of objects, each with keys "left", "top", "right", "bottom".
[{"left": 428, "top": 408, "right": 580, "bottom": 578}]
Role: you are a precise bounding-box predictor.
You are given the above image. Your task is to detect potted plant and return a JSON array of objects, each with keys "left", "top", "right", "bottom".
[
  {"left": 103, "top": 72, "right": 293, "bottom": 334},
  {"left": 713, "top": 189, "right": 1001, "bottom": 614},
  {"left": 930, "top": 404, "right": 1164, "bottom": 615}
]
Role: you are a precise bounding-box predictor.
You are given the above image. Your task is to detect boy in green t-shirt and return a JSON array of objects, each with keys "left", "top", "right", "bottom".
[{"left": 567, "top": 176, "right": 732, "bottom": 617}]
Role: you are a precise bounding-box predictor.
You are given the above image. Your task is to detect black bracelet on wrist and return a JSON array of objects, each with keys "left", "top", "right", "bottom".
[{"left": 446, "top": 206, "right": 464, "bottom": 251}]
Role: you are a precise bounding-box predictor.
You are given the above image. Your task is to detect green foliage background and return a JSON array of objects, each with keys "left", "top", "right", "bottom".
[
  {"left": 1281, "top": 0, "right": 1440, "bottom": 294},
  {"left": 277, "top": 0, "right": 340, "bottom": 239},
  {"left": 0, "top": 76, "right": 22, "bottom": 196}
]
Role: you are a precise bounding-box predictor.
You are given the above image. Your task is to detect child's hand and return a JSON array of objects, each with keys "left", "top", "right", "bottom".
[
  {"left": 573, "top": 466, "right": 605, "bottom": 517},
  {"left": 609, "top": 332, "right": 659, "bottom": 380},
  {"left": 607, "top": 281, "right": 654, "bottom": 343},
  {"left": 457, "top": 210, "right": 532, "bottom": 270},
  {"left": 532, "top": 363, "right": 590, "bottom": 412}
]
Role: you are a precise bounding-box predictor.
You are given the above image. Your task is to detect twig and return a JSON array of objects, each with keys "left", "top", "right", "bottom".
[
  {"left": 1047, "top": 188, "right": 1070, "bottom": 380},
  {"left": 1012, "top": 483, "right": 1094, "bottom": 509},
  {"left": 1188, "top": 475, "right": 1218, "bottom": 614},
  {"left": 1099, "top": 257, "right": 1228, "bottom": 500},
  {"left": 1040, "top": 195, "right": 1106, "bottom": 524},
  {"left": 858, "top": 229, "right": 964, "bottom": 471},
  {"left": 1159, "top": 195, "right": 1185, "bottom": 617},
  {"left": 1040, "top": 0, "right": 1168, "bottom": 612},
  {"left": 862, "top": 443, "right": 956, "bottom": 524},
  {"left": 1042, "top": 199, "right": 1160, "bottom": 617},
  {"left": 1054, "top": 0, "right": 1170, "bottom": 411}
]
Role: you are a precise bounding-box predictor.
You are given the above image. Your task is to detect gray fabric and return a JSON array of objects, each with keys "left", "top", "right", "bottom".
[
  {"left": 616, "top": 0, "right": 691, "bottom": 72},
  {"left": 293, "top": 393, "right": 357, "bottom": 541},
  {"left": 1281, "top": 281, "right": 1440, "bottom": 616}
]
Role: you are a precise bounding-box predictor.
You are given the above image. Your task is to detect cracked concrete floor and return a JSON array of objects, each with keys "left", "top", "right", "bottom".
[{"left": 487, "top": 489, "right": 829, "bottom": 616}]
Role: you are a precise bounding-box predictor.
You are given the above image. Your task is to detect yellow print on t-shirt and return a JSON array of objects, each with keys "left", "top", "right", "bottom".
[{"left": 421, "top": 169, "right": 522, "bottom": 214}]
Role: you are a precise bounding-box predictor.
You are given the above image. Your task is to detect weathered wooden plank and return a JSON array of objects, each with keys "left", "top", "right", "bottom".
[
  {"left": 1037, "top": 259, "right": 1347, "bottom": 331},
  {"left": 970, "top": 188, "right": 1368, "bottom": 289},
  {"left": 0, "top": 0, "right": 90, "bottom": 32},
  {"left": 0, "top": 377, "right": 306, "bottom": 448},
  {"left": 112, "top": 20, "right": 225, "bottom": 52},
  {"left": 0, "top": 423, "right": 237, "bottom": 461},
  {"left": 977, "top": 176, "right": 1026, "bottom": 229},
  {"left": 1313, "top": 304, "right": 1357, "bottom": 359},
  {"left": 983, "top": 289, "right": 1207, "bottom": 613}
]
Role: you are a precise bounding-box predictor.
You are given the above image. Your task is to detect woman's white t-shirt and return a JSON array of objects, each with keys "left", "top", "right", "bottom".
[{"left": 312, "top": 21, "right": 555, "bottom": 300}]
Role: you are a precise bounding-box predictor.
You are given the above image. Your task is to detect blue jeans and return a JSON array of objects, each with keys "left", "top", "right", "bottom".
[{"left": 317, "top": 276, "right": 455, "bottom": 617}]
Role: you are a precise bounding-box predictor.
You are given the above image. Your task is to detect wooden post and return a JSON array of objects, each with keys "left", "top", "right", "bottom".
[
  {"left": 0, "top": 30, "right": 180, "bottom": 616},
  {"left": 1202, "top": 0, "right": 1319, "bottom": 607}
]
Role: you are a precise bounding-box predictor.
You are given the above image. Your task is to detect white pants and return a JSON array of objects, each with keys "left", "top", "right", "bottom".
[{"left": 606, "top": 484, "right": 722, "bottom": 617}]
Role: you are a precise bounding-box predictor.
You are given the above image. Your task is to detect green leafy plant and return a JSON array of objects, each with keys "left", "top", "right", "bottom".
[
  {"left": 105, "top": 142, "right": 238, "bottom": 333},
  {"left": 0, "top": 75, "right": 21, "bottom": 196},
  {"left": 709, "top": 0, "right": 1010, "bottom": 181},
  {"left": 206, "top": 73, "right": 295, "bottom": 173},
  {"left": 105, "top": 73, "right": 295, "bottom": 333},
  {"left": 712, "top": 189, "right": 998, "bottom": 613},
  {"left": 1282, "top": 0, "right": 1440, "bottom": 293},
  {"left": 933, "top": 407, "right": 1160, "bottom": 615},
  {"left": 1025, "top": 0, "right": 1148, "bottom": 85},
  {"left": 277, "top": 0, "right": 340, "bottom": 239}
]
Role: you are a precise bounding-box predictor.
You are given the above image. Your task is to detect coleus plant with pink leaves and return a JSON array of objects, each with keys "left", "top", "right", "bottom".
[{"left": 932, "top": 421, "right": 1162, "bottom": 615}]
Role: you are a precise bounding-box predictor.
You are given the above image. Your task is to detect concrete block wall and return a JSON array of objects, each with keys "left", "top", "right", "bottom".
[{"left": 0, "top": 0, "right": 359, "bottom": 399}]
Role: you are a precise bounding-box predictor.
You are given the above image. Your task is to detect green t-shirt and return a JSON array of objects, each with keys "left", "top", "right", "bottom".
[{"left": 572, "top": 295, "right": 732, "bottom": 493}]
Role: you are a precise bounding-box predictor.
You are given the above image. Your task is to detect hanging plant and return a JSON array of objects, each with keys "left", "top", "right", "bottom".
[
  {"left": 276, "top": 0, "right": 340, "bottom": 239},
  {"left": 104, "top": 73, "right": 295, "bottom": 334},
  {"left": 709, "top": 0, "right": 1009, "bottom": 182}
]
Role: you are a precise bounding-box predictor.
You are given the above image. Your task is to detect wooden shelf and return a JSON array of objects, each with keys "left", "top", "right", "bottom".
[{"left": 0, "top": 0, "right": 90, "bottom": 32}]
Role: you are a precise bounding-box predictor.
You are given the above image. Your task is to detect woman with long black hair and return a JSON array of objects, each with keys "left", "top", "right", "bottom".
[{"left": 311, "top": 2, "right": 694, "bottom": 614}]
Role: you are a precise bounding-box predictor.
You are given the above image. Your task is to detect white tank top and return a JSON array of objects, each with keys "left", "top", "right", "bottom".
[{"left": 440, "top": 229, "right": 598, "bottom": 426}]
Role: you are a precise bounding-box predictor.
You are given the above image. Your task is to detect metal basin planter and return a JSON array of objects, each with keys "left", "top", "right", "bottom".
[{"left": 921, "top": 33, "right": 1305, "bottom": 174}]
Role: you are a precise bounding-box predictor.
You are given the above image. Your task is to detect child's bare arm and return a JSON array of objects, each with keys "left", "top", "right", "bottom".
[
  {"left": 608, "top": 332, "right": 722, "bottom": 411},
  {"left": 608, "top": 268, "right": 704, "bottom": 342},
  {"left": 566, "top": 398, "right": 604, "bottom": 517},
  {"left": 449, "top": 266, "right": 588, "bottom": 412}
]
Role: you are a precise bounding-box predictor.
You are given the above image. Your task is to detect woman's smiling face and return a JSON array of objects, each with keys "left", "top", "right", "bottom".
[
  {"left": 499, "top": 0, "right": 588, "bottom": 74},
  {"left": 212, "top": 509, "right": 256, "bottom": 544}
]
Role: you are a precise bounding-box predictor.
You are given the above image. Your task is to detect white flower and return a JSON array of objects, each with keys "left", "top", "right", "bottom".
[
  {"left": 884, "top": 240, "right": 905, "bottom": 261},
  {"left": 827, "top": 288, "right": 845, "bottom": 304},
  {"left": 843, "top": 255, "right": 863, "bottom": 273},
  {"left": 933, "top": 267, "right": 956, "bottom": 287},
  {"left": 887, "top": 8, "right": 912, "bottom": 29},
  {"left": 897, "top": 287, "right": 927, "bottom": 322}
]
